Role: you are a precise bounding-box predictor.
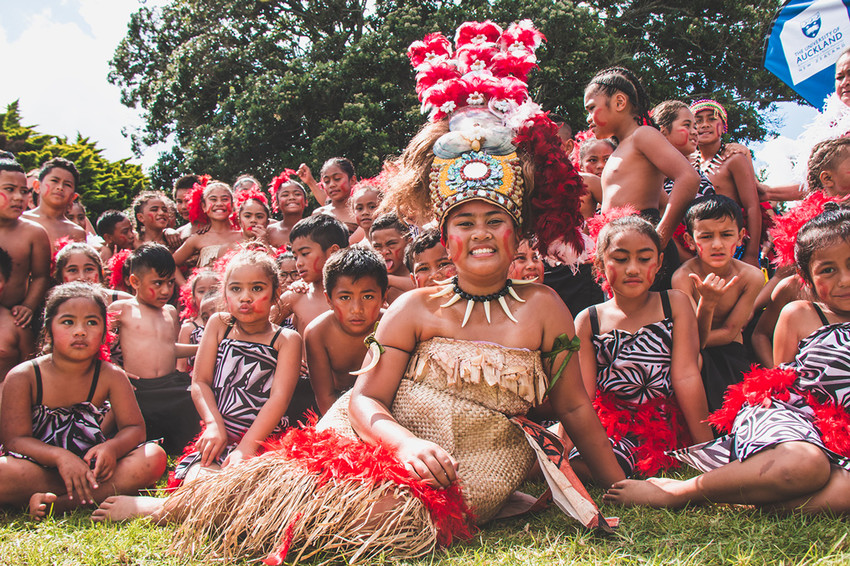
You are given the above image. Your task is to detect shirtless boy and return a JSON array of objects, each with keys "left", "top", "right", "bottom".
[
  {"left": 276, "top": 214, "right": 349, "bottom": 422},
  {"left": 585, "top": 67, "right": 699, "bottom": 289},
  {"left": 24, "top": 157, "right": 86, "bottom": 248},
  {"left": 304, "top": 247, "right": 387, "bottom": 414},
  {"left": 370, "top": 213, "right": 414, "bottom": 303},
  {"left": 673, "top": 195, "right": 763, "bottom": 411},
  {"left": 0, "top": 247, "right": 33, "bottom": 387},
  {"left": 690, "top": 100, "right": 762, "bottom": 267},
  {"left": 0, "top": 159, "right": 51, "bottom": 328},
  {"left": 96, "top": 210, "right": 136, "bottom": 266},
  {"left": 404, "top": 228, "right": 456, "bottom": 289},
  {"left": 108, "top": 243, "right": 200, "bottom": 453},
  {"left": 267, "top": 179, "right": 307, "bottom": 248}
]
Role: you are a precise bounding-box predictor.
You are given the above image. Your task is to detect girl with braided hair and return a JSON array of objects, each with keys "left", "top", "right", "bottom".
[{"left": 585, "top": 67, "right": 700, "bottom": 290}]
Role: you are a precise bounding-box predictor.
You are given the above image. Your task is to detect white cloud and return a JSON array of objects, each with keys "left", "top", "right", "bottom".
[{"left": 0, "top": 0, "right": 167, "bottom": 171}]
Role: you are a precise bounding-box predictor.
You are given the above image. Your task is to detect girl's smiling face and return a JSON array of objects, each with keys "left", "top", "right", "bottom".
[
  {"left": 663, "top": 108, "right": 698, "bottom": 156},
  {"left": 808, "top": 239, "right": 850, "bottom": 314},
  {"left": 277, "top": 183, "right": 306, "bottom": 215},
  {"left": 352, "top": 189, "right": 381, "bottom": 232},
  {"left": 203, "top": 187, "right": 233, "bottom": 221},
  {"left": 139, "top": 198, "right": 169, "bottom": 230}
]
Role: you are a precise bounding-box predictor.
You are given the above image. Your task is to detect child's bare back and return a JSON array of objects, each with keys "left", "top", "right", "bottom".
[{"left": 109, "top": 298, "right": 181, "bottom": 379}]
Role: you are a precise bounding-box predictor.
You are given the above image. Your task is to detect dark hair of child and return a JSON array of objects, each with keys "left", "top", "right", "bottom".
[
  {"left": 649, "top": 100, "right": 689, "bottom": 132},
  {"left": 807, "top": 138, "right": 850, "bottom": 192},
  {"left": 684, "top": 195, "right": 745, "bottom": 233},
  {"left": 223, "top": 248, "right": 280, "bottom": 298},
  {"left": 289, "top": 214, "right": 349, "bottom": 251},
  {"left": 237, "top": 192, "right": 271, "bottom": 217},
  {"left": 54, "top": 242, "right": 104, "bottom": 284},
  {"left": 129, "top": 242, "right": 176, "bottom": 278},
  {"left": 173, "top": 174, "right": 200, "bottom": 193},
  {"left": 96, "top": 210, "right": 129, "bottom": 236},
  {"left": 233, "top": 174, "right": 261, "bottom": 192},
  {"left": 41, "top": 282, "right": 108, "bottom": 352},
  {"left": 0, "top": 246, "right": 12, "bottom": 280},
  {"left": 403, "top": 227, "right": 442, "bottom": 272},
  {"left": 275, "top": 250, "right": 296, "bottom": 267},
  {"left": 594, "top": 215, "right": 662, "bottom": 278},
  {"left": 323, "top": 247, "right": 389, "bottom": 297},
  {"left": 0, "top": 158, "right": 25, "bottom": 175},
  {"left": 38, "top": 156, "right": 80, "bottom": 186},
  {"left": 587, "top": 66, "right": 657, "bottom": 130},
  {"left": 579, "top": 137, "right": 617, "bottom": 162},
  {"left": 550, "top": 115, "right": 573, "bottom": 139},
  {"left": 369, "top": 212, "right": 410, "bottom": 239},
  {"left": 131, "top": 190, "right": 170, "bottom": 234},
  {"left": 795, "top": 204, "right": 850, "bottom": 288},
  {"left": 320, "top": 157, "right": 356, "bottom": 179}
]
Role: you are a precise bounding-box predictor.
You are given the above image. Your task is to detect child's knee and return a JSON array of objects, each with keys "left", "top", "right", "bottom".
[
  {"left": 137, "top": 443, "right": 168, "bottom": 483},
  {"left": 773, "top": 443, "right": 831, "bottom": 492}
]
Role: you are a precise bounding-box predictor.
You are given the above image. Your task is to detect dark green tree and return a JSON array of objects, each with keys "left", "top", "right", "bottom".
[
  {"left": 110, "top": 0, "right": 793, "bottom": 188},
  {"left": 0, "top": 101, "right": 148, "bottom": 219}
]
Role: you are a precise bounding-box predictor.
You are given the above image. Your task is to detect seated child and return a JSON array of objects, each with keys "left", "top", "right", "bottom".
[
  {"left": 0, "top": 247, "right": 33, "bottom": 386},
  {"left": 509, "top": 238, "right": 545, "bottom": 282},
  {"left": 350, "top": 181, "right": 383, "bottom": 246},
  {"left": 0, "top": 158, "right": 51, "bottom": 328},
  {"left": 573, "top": 216, "right": 712, "bottom": 479},
  {"left": 0, "top": 282, "right": 166, "bottom": 518},
  {"left": 267, "top": 171, "right": 307, "bottom": 248},
  {"left": 108, "top": 243, "right": 200, "bottom": 454},
  {"left": 673, "top": 195, "right": 764, "bottom": 411},
  {"left": 96, "top": 210, "right": 137, "bottom": 266},
  {"left": 24, "top": 157, "right": 86, "bottom": 247},
  {"left": 370, "top": 212, "right": 414, "bottom": 303},
  {"left": 305, "top": 247, "right": 387, "bottom": 414},
  {"left": 54, "top": 242, "right": 133, "bottom": 304},
  {"left": 276, "top": 214, "right": 349, "bottom": 423},
  {"left": 606, "top": 206, "right": 850, "bottom": 513},
  {"left": 177, "top": 269, "right": 222, "bottom": 373},
  {"left": 404, "top": 228, "right": 456, "bottom": 289},
  {"left": 168, "top": 249, "right": 301, "bottom": 486}
]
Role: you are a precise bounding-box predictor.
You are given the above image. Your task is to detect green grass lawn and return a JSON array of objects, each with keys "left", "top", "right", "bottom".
[{"left": 1, "top": 473, "right": 847, "bottom": 566}]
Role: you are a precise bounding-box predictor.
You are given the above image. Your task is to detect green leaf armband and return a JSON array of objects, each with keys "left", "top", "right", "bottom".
[{"left": 542, "top": 333, "right": 581, "bottom": 395}]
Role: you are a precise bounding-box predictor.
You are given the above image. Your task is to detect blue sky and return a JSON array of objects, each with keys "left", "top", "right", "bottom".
[{"left": 0, "top": 1, "right": 825, "bottom": 179}]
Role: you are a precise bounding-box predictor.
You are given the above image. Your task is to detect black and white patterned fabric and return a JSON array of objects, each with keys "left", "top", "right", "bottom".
[
  {"left": 671, "top": 316, "right": 850, "bottom": 472},
  {"left": 186, "top": 322, "right": 204, "bottom": 370},
  {"left": 4, "top": 360, "right": 109, "bottom": 462},
  {"left": 664, "top": 170, "right": 715, "bottom": 197}
]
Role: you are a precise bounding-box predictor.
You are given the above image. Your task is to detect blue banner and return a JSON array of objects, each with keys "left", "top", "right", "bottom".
[{"left": 764, "top": 0, "right": 850, "bottom": 107}]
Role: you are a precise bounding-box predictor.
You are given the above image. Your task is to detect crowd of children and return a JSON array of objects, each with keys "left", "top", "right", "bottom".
[{"left": 1, "top": 35, "right": 850, "bottom": 563}]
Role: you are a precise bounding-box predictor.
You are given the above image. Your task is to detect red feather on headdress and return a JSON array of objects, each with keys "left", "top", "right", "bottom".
[
  {"left": 455, "top": 44, "right": 497, "bottom": 75},
  {"left": 188, "top": 175, "right": 212, "bottom": 224},
  {"left": 108, "top": 249, "right": 132, "bottom": 292},
  {"left": 499, "top": 19, "right": 546, "bottom": 52},
  {"left": 421, "top": 79, "right": 467, "bottom": 120},
  {"left": 769, "top": 192, "right": 845, "bottom": 267},
  {"left": 454, "top": 21, "right": 503, "bottom": 48},
  {"left": 415, "top": 61, "right": 461, "bottom": 96},
  {"left": 407, "top": 33, "right": 452, "bottom": 68},
  {"left": 490, "top": 51, "right": 537, "bottom": 83}
]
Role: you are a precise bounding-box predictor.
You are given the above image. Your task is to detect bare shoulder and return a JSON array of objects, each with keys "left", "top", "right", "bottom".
[
  {"left": 723, "top": 143, "right": 752, "bottom": 158},
  {"left": 733, "top": 260, "right": 765, "bottom": 286},
  {"left": 4, "top": 358, "right": 35, "bottom": 385},
  {"left": 305, "top": 310, "right": 334, "bottom": 336},
  {"left": 273, "top": 326, "right": 302, "bottom": 349},
  {"left": 100, "top": 360, "right": 131, "bottom": 386},
  {"left": 69, "top": 222, "right": 86, "bottom": 241},
  {"left": 280, "top": 289, "right": 303, "bottom": 309},
  {"left": 163, "top": 304, "right": 179, "bottom": 320},
  {"left": 666, "top": 288, "right": 695, "bottom": 312},
  {"left": 779, "top": 299, "right": 816, "bottom": 320},
  {"left": 18, "top": 217, "right": 49, "bottom": 239},
  {"left": 632, "top": 125, "right": 667, "bottom": 145}
]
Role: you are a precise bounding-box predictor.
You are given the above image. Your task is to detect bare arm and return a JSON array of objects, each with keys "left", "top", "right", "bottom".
[
  {"left": 773, "top": 301, "right": 818, "bottom": 366},
  {"left": 190, "top": 314, "right": 229, "bottom": 465},
  {"left": 176, "top": 323, "right": 194, "bottom": 372},
  {"left": 703, "top": 270, "right": 762, "bottom": 348},
  {"left": 304, "top": 319, "right": 339, "bottom": 415},
  {"left": 171, "top": 234, "right": 201, "bottom": 267},
  {"left": 574, "top": 308, "right": 599, "bottom": 400},
  {"left": 19, "top": 224, "right": 52, "bottom": 321},
  {"left": 667, "top": 291, "right": 713, "bottom": 443},
  {"left": 726, "top": 154, "right": 762, "bottom": 266},
  {"left": 636, "top": 128, "right": 699, "bottom": 247},
  {"left": 760, "top": 183, "right": 805, "bottom": 202},
  {"left": 296, "top": 163, "right": 326, "bottom": 204}
]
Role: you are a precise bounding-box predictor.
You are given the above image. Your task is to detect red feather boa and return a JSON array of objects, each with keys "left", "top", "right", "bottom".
[
  {"left": 769, "top": 192, "right": 844, "bottom": 266},
  {"left": 708, "top": 365, "right": 850, "bottom": 459},
  {"left": 260, "top": 426, "right": 476, "bottom": 553},
  {"left": 187, "top": 176, "right": 212, "bottom": 225},
  {"left": 107, "top": 249, "right": 132, "bottom": 292},
  {"left": 593, "top": 391, "right": 691, "bottom": 476}
]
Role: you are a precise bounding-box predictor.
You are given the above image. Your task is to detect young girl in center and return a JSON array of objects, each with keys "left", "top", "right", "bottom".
[
  {"left": 234, "top": 189, "right": 272, "bottom": 246},
  {"left": 172, "top": 182, "right": 243, "bottom": 272},
  {"left": 141, "top": 248, "right": 300, "bottom": 491},
  {"left": 606, "top": 206, "right": 850, "bottom": 512},
  {"left": 0, "top": 282, "right": 166, "bottom": 518},
  {"left": 572, "top": 215, "right": 713, "bottom": 479}
]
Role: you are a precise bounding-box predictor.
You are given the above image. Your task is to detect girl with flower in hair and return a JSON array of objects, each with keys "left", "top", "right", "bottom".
[
  {"left": 266, "top": 170, "right": 307, "bottom": 248},
  {"left": 91, "top": 20, "right": 623, "bottom": 563},
  {"left": 172, "top": 182, "right": 243, "bottom": 271}
]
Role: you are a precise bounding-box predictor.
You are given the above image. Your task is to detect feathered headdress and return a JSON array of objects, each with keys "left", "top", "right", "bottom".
[
  {"left": 107, "top": 249, "right": 132, "bottom": 292},
  {"left": 769, "top": 191, "right": 846, "bottom": 267},
  {"left": 231, "top": 188, "right": 270, "bottom": 228},
  {"left": 404, "top": 20, "right": 587, "bottom": 262},
  {"left": 268, "top": 169, "right": 302, "bottom": 213},
  {"left": 187, "top": 174, "right": 212, "bottom": 224}
]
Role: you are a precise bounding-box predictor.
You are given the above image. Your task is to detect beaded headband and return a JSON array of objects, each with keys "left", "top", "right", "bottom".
[{"left": 690, "top": 99, "right": 728, "bottom": 133}]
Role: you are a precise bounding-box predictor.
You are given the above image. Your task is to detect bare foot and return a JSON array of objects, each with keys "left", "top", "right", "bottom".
[
  {"left": 29, "top": 492, "right": 57, "bottom": 520},
  {"left": 91, "top": 495, "right": 165, "bottom": 523},
  {"left": 602, "top": 478, "right": 688, "bottom": 509}
]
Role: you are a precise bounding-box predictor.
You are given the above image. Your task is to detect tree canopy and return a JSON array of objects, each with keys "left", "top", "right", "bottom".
[
  {"left": 0, "top": 101, "right": 148, "bottom": 219},
  {"left": 109, "top": 0, "right": 795, "bottom": 189}
]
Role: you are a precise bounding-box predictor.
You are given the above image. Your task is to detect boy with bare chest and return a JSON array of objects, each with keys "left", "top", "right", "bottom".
[
  {"left": 0, "top": 248, "right": 33, "bottom": 386},
  {"left": 23, "top": 157, "right": 86, "bottom": 248},
  {"left": 304, "top": 248, "right": 387, "bottom": 414},
  {"left": 108, "top": 243, "right": 200, "bottom": 453},
  {"left": 673, "top": 196, "right": 763, "bottom": 411}
]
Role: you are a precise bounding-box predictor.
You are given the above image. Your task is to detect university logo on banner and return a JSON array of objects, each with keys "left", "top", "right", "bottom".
[{"left": 765, "top": 0, "right": 850, "bottom": 106}]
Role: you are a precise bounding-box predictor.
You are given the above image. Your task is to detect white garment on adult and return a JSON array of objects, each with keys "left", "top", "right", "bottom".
[{"left": 792, "top": 93, "right": 850, "bottom": 186}]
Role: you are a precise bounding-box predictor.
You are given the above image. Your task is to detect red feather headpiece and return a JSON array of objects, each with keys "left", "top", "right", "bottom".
[
  {"left": 232, "top": 188, "right": 270, "bottom": 228},
  {"left": 268, "top": 169, "right": 300, "bottom": 213},
  {"left": 454, "top": 21, "right": 503, "bottom": 48},
  {"left": 407, "top": 33, "right": 453, "bottom": 69},
  {"left": 187, "top": 175, "right": 212, "bottom": 224},
  {"left": 107, "top": 249, "right": 132, "bottom": 292},
  {"left": 769, "top": 192, "right": 847, "bottom": 267}
]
